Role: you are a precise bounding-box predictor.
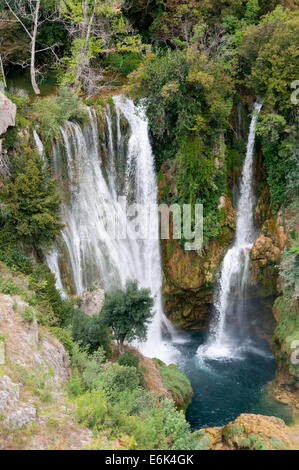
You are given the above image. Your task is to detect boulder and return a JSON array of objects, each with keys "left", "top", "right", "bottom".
[
  {"left": 196, "top": 413, "right": 296, "bottom": 450},
  {"left": 0, "top": 91, "right": 16, "bottom": 152},
  {"left": 80, "top": 283, "right": 105, "bottom": 316}
]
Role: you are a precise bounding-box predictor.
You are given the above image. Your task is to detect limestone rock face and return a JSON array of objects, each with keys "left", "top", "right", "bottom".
[
  {"left": 80, "top": 283, "right": 105, "bottom": 316},
  {"left": 0, "top": 92, "right": 16, "bottom": 152},
  {"left": 0, "top": 287, "right": 92, "bottom": 448},
  {"left": 133, "top": 349, "right": 193, "bottom": 411},
  {"left": 249, "top": 209, "right": 288, "bottom": 298},
  {"left": 0, "top": 293, "right": 69, "bottom": 384},
  {"left": 196, "top": 413, "right": 296, "bottom": 450}
]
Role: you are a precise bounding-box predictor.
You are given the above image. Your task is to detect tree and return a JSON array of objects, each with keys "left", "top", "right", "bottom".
[
  {"left": 238, "top": 7, "right": 299, "bottom": 109},
  {"left": 1, "top": 0, "right": 59, "bottom": 95},
  {"left": 72, "top": 309, "right": 112, "bottom": 356},
  {"left": 60, "top": 0, "right": 143, "bottom": 93},
  {"left": 0, "top": 148, "right": 62, "bottom": 246},
  {"left": 101, "top": 280, "right": 154, "bottom": 353},
  {"left": 0, "top": 53, "right": 7, "bottom": 87}
]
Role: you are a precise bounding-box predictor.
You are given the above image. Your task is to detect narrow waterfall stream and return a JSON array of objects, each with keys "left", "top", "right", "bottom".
[
  {"left": 197, "top": 102, "right": 263, "bottom": 360},
  {"left": 175, "top": 103, "right": 291, "bottom": 429},
  {"left": 41, "top": 95, "right": 175, "bottom": 362}
]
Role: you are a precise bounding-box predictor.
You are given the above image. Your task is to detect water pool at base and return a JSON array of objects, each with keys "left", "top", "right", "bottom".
[{"left": 174, "top": 328, "right": 292, "bottom": 430}]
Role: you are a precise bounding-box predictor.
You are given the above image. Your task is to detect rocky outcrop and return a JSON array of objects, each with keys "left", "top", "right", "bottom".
[
  {"left": 80, "top": 283, "right": 105, "bottom": 316},
  {"left": 161, "top": 195, "right": 236, "bottom": 328},
  {"left": 152, "top": 358, "right": 193, "bottom": 411},
  {"left": 0, "top": 91, "right": 16, "bottom": 153},
  {"left": 249, "top": 188, "right": 288, "bottom": 298},
  {"left": 0, "top": 289, "right": 92, "bottom": 449},
  {"left": 132, "top": 349, "right": 193, "bottom": 411},
  {"left": 249, "top": 195, "right": 299, "bottom": 398},
  {"left": 195, "top": 414, "right": 296, "bottom": 450}
]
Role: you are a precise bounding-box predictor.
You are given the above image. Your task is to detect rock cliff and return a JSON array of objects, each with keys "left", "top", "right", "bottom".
[
  {"left": 0, "top": 288, "right": 92, "bottom": 449},
  {"left": 0, "top": 91, "right": 16, "bottom": 154}
]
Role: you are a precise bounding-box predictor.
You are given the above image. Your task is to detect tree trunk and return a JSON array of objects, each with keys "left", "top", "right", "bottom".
[
  {"left": 0, "top": 55, "right": 6, "bottom": 88},
  {"left": 30, "top": 0, "right": 40, "bottom": 95},
  {"left": 119, "top": 334, "right": 126, "bottom": 354}
]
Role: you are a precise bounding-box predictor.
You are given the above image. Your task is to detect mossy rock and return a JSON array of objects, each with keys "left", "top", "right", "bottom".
[
  {"left": 153, "top": 358, "right": 193, "bottom": 411},
  {"left": 221, "top": 414, "right": 293, "bottom": 450}
]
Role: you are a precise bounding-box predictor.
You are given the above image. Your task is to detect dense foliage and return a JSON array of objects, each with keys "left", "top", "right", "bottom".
[
  {"left": 67, "top": 344, "right": 200, "bottom": 450},
  {"left": 101, "top": 280, "right": 154, "bottom": 353},
  {"left": 0, "top": 148, "right": 62, "bottom": 247},
  {"left": 0, "top": 0, "right": 298, "bottom": 451}
]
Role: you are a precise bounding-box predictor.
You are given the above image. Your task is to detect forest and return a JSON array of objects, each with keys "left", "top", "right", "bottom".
[{"left": 0, "top": 0, "right": 298, "bottom": 452}]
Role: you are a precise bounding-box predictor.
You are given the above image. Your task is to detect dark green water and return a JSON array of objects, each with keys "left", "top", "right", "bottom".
[
  {"left": 174, "top": 301, "right": 293, "bottom": 431},
  {"left": 6, "top": 69, "right": 57, "bottom": 97}
]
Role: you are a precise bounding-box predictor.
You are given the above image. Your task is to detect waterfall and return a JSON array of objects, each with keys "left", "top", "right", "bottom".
[
  {"left": 33, "top": 129, "right": 47, "bottom": 170},
  {"left": 44, "top": 95, "right": 174, "bottom": 362},
  {"left": 198, "top": 102, "right": 262, "bottom": 360}
]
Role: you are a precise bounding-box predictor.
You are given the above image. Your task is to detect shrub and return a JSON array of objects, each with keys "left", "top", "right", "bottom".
[
  {"left": 0, "top": 149, "right": 62, "bottom": 246},
  {"left": 104, "top": 52, "right": 142, "bottom": 75},
  {"left": 50, "top": 327, "right": 75, "bottom": 354},
  {"left": 21, "top": 306, "right": 35, "bottom": 323},
  {"left": 0, "top": 247, "right": 33, "bottom": 275},
  {"left": 0, "top": 277, "right": 21, "bottom": 295},
  {"left": 117, "top": 352, "right": 140, "bottom": 368},
  {"left": 99, "top": 363, "right": 143, "bottom": 398},
  {"left": 76, "top": 390, "right": 107, "bottom": 428},
  {"left": 72, "top": 310, "right": 112, "bottom": 357},
  {"left": 34, "top": 87, "right": 88, "bottom": 141}
]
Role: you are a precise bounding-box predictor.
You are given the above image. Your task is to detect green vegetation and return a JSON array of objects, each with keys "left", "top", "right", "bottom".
[
  {"left": 117, "top": 351, "right": 140, "bottom": 368},
  {"left": 71, "top": 310, "right": 112, "bottom": 357},
  {"left": 0, "top": 148, "right": 61, "bottom": 247},
  {"left": 67, "top": 345, "right": 199, "bottom": 450},
  {"left": 101, "top": 280, "right": 154, "bottom": 353},
  {"left": 0, "top": 0, "right": 298, "bottom": 451},
  {"left": 154, "top": 358, "right": 193, "bottom": 411},
  {"left": 33, "top": 87, "right": 88, "bottom": 142}
]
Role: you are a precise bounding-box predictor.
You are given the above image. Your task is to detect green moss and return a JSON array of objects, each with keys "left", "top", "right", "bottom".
[
  {"left": 153, "top": 358, "right": 192, "bottom": 411},
  {"left": 223, "top": 424, "right": 244, "bottom": 440},
  {"left": 253, "top": 440, "right": 268, "bottom": 450},
  {"left": 226, "top": 148, "right": 244, "bottom": 170},
  {"left": 165, "top": 241, "right": 174, "bottom": 261}
]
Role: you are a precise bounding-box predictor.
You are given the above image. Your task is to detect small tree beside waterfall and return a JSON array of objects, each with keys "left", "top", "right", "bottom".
[{"left": 101, "top": 280, "right": 154, "bottom": 354}]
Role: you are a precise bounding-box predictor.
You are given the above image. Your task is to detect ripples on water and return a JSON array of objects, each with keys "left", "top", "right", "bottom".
[{"left": 173, "top": 325, "right": 292, "bottom": 430}]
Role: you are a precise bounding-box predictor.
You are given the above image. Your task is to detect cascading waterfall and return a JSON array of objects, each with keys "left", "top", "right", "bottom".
[
  {"left": 198, "top": 102, "right": 262, "bottom": 360},
  {"left": 36, "top": 95, "right": 175, "bottom": 362}
]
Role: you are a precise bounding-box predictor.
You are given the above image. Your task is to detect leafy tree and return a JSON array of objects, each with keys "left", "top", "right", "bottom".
[
  {"left": 72, "top": 309, "right": 112, "bottom": 356},
  {"left": 0, "top": 148, "right": 62, "bottom": 247},
  {"left": 257, "top": 114, "right": 298, "bottom": 211},
  {"left": 238, "top": 7, "right": 299, "bottom": 109},
  {"left": 0, "top": 0, "right": 60, "bottom": 95},
  {"left": 127, "top": 46, "right": 231, "bottom": 245},
  {"left": 59, "top": 0, "right": 143, "bottom": 93},
  {"left": 101, "top": 280, "right": 154, "bottom": 353}
]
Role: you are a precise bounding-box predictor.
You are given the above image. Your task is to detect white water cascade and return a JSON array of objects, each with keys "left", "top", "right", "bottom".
[
  {"left": 198, "top": 102, "right": 263, "bottom": 360},
  {"left": 40, "top": 95, "right": 175, "bottom": 362}
]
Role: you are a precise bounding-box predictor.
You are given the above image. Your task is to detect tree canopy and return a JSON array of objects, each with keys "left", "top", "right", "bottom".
[{"left": 101, "top": 280, "right": 154, "bottom": 353}]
